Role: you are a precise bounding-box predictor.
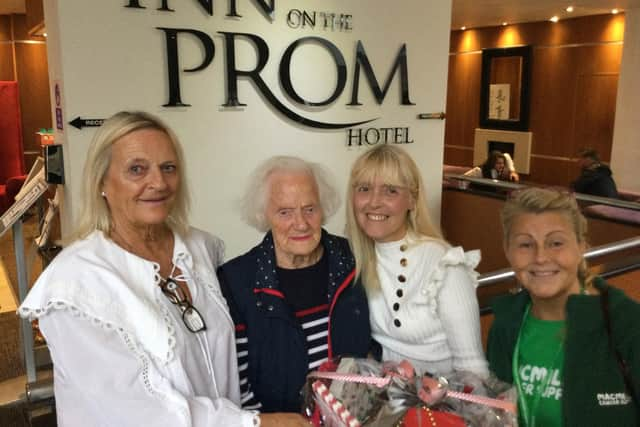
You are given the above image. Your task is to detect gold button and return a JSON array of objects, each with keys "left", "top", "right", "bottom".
[
  {"left": 400, "top": 244, "right": 408, "bottom": 252},
  {"left": 400, "top": 258, "right": 408, "bottom": 267},
  {"left": 398, "top": 275, "right": 406, "bottom": 283}
]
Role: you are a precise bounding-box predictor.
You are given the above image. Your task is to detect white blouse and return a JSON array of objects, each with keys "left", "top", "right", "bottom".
[
  {"left": 19, "top": 229, "right": 257, "bottom": 427},
  {"left": 369, "top": 234, "right": 489, "bottom": 377}
]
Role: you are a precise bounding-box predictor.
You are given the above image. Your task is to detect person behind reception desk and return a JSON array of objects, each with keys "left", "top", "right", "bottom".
[
  {"left": 487, "top": 187, "right": 640, "bottom": 427},
  {"left": 217, "top": 156, "right": 373, "bottom": 413},
  {"left": 345, "top": 145, "right": 488, "bottom": 378},
  {"left": 464, "top": 150, "right": 520, "bottom": 182},
  {"left": 572, "top": 148, "right": 619, "bottom": 198},
  {"left": 18, "top": 111, "right": 305, "bottom": 427}
]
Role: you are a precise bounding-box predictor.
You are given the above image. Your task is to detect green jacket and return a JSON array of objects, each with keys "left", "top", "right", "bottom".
[{"left": 487, "top": 277, "right": 640, "bottom": 426}]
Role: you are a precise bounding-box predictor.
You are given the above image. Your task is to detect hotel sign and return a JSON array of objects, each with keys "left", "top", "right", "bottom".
[{"left": 123, "top": 1, "right": 417, "bottom": 143}]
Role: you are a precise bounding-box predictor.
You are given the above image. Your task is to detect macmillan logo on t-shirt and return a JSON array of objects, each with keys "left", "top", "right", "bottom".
[
  {"left": 519, "top": 365, "right": 563, "bottom": 400},
  {"left": 597, "top": 393, "right": 631, "bottom": 406}
]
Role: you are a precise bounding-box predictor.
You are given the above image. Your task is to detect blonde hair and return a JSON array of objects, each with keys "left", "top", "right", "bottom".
[
  {"left": 501, "top": 187, "right": 592, "bottom": 287},
  {"left": 345, "top": 145, "right": 443, "bottom": 292},
  {"left": 69, "top": 111, "right": 190, "bottom": 243},
  {"left": 240, "top": 155, "right": 340, "bottom": 232}
]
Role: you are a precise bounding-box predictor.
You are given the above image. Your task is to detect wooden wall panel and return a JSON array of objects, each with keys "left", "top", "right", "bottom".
[
  {"left": 450, "top": 14, "right": 625, "bottom": 53},
  {"left": 608, "top": 270, "right": 640, "bottom": 303},
  {"left": 576, "top": 44, "right": 623, "bottom": 74},
  {"left": 0, "top": 16, "right": 15, "bottom": 80},
  {"left": 10, "top": 14, "right": 28, "bottom": 39},
  {"left": 527, "top": 156, "right": 576, "bottom": 187},
  {"left": 445, "top": 14, "right": 623, "bottom": 188},
  {"left": 0, "top": 16, "right": 11, "bottom": 41},
  {"left": 574, "top": 73, "right": 618, "bottom": 162},
  {"left": 586, "top": 215, "right": 640, "bottom": 248},
  {"left": 9, "top": 14, "right": 43, "bottom": 41},
  {"left": 529, "top": 45, "right": 621, "bottom": 162},
  {"left": 25, "top": 0, "right": 45, "bottom": 36},
  {"left": 441, "top": 190, "right": 509, "bottom": 274},
  {"left": 529, "top": 46, "right": 580, "bottom": 158},
  {"left": 441, "top": 188, "right": 640, "bottom": 272},
  {"left": 444, "top": 52, "right": 481, "bottom": 164},
  {"left": 14, "top": 42, "right": 51, "bottom": 156},
  {"left": 0, "top": 44, "right": 15, "bottom": 80},
  {"left": 444, "top": 146, "right": 474, "bottom": 166},
  {"left": 0, "top": 13, "right": 51, "bottom": 170}
]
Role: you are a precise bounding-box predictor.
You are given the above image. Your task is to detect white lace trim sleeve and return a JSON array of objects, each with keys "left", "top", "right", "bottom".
[
  {"left": 38, "top": 309, "right": 255, "bottom": 426},
  {"left": 18, "top": 299, "right": 177, "bottom": 364},
  {"left": 421, "top": 246, "right": 481, "bottom": 315}
]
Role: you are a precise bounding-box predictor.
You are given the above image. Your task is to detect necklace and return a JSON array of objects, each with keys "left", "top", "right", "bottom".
[{"left": 512, "top": 303, "right": 564, "bottom": 427}]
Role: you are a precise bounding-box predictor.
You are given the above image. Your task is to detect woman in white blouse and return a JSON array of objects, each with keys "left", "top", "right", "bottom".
[
  {"left": 19, "top": 111, "right": 306, "bottom": 427},
  {"left": 345, "top": 145, "right": 488, "bottom": 377}
]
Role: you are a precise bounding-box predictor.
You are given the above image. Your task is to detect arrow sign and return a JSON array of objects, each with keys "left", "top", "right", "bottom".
[{"left": 69, "top": 117, "right": 105, "bottom": 130}]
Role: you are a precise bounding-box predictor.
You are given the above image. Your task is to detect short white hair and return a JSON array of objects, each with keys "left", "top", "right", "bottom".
[{"left": 241, "top": 156, "right": 340, "bottom": 232}]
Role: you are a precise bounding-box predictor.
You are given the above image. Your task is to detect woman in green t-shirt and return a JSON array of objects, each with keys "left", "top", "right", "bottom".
[{"left": 487, "top": 187, "right": 640, "bottom": 427}]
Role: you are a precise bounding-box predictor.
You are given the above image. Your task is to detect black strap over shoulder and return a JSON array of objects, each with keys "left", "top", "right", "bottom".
[{"left": 600, "top": 286, "right": 639, "bottom": 408}]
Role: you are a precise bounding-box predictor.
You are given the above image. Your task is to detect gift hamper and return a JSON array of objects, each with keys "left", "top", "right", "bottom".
[{"left": 303, "top": 358, "right": 517, "bottom": 427}]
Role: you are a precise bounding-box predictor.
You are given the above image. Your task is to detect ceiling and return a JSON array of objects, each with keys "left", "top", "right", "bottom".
[
  {"left": 452, "top": 0, "right": 640, "bottom": 29},
  {"left": 0, "top": 0, "right": 639, "bottom": 29}
]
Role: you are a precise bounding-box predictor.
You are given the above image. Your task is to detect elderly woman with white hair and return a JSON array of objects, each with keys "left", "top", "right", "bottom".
[
  {"left": 18, "top": 111, "right": 303, "bottom": 427},
  {"left": 218, "top": 155, "right": 373, "bottom": 414}
]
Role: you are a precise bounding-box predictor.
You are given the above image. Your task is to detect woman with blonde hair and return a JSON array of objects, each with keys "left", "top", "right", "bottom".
[
  {"left": 18, "top": 111, "right": 305, "bottom": 427},
  {"left": 345, "top": 144, "right": 488, "bottom": 377},
  {"left": 487, "top": 187, "right": 640, "bottom": 426}
]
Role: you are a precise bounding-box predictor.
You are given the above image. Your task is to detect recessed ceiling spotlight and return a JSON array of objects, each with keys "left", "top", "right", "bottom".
[
  {"left": 566, "top": 6, "right": 574, "bottom": 12},
  {"left": 550, "top": 15, "right": 559, "bottom": 23},
  {"left": 502, "top": 22, "right": 508, "bottom": 26},
  {"left": 612, "top": 8, "right": 619, "bottom": 14},
  {"left": 461, "top": 26, "right": 467, "bottom": 30}
]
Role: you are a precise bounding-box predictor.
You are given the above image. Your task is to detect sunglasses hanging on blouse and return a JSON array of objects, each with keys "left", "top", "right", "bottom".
[{"left": 159, "top": 277, "right": 207, "bottom": 333}]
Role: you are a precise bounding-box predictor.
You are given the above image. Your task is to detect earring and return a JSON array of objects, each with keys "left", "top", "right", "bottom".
[{"left": 101, "top": 191, "right": 106, "bottom": 197}]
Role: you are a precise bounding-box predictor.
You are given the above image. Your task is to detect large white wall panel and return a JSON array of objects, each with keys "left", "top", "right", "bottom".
[
  {"left": 612, "top": 7, "right": 640, "bottom": 193},
  {"left": 44, "top": 0, "right": 452, "bottom": 257}
]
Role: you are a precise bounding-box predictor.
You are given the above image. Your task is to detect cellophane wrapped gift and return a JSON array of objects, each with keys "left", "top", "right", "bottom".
[{"left": 302, "top": 357, "right": 518, "bottom": 427}]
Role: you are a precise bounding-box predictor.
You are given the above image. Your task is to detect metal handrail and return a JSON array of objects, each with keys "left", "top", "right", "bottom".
[
  {"left": 444, "top": 173, "right": 640, "bottom": 211},
  {"left": 574, "top": 192, "right": 640, "bottom": 210},
  {"left": 478, "top": 236, "right": 640, "bottom": 287},
  {"left": 584, "top": 236, "right": 640, "bottom": 259}
]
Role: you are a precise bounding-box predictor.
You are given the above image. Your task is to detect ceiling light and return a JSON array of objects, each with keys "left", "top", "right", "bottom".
[
  {"left": 550, "top": 16, "right": 559, "bottom": 23},
  {"left": 461, "top": 26, "right": 466, "bottom": 30},
  {"left": 612, "top": 8, "right": 619, "bottom": 14},
  {"left": 502, "top": 22, "right": 508, "bottom": 26},
  {"left": 566, "top": 6, "right": 574, "bottom": 12}
]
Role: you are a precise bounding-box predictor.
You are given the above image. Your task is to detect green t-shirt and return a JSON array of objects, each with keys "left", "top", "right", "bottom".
[{"left": 515, "top": 312, "right": 565, "bottom": 427}]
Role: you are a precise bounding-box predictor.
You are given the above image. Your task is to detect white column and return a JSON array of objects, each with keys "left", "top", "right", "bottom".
[{"left": 611, "top": 9, "right": 640, "bottom": 193}]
